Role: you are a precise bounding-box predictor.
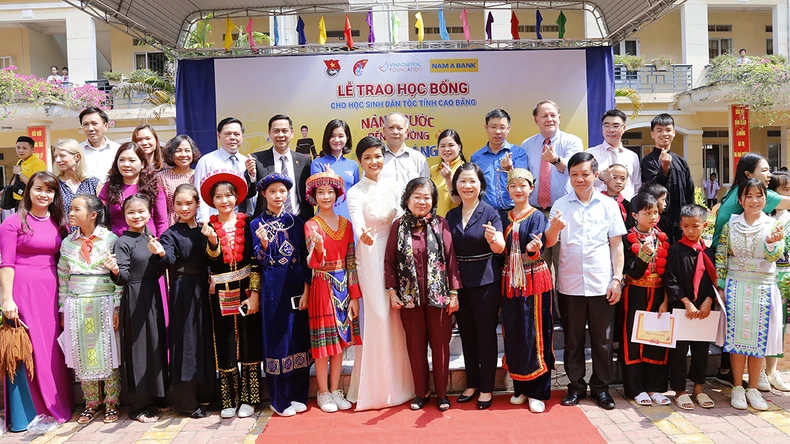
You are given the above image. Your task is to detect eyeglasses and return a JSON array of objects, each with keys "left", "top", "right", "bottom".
[
  {"left": 486, "top": 125, "right": 509, "bottom": 133},
  {"left": 603, "top": 124, "right": 623, "bottom": 130}
]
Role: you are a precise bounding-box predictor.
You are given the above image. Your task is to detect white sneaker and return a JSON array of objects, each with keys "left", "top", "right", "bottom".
[
  {"left": 237, "top": 404, "right": 254, "bottom": 418},
  {"left": 746, "top": 388, "right": 768, "bottom": 411},
  {"left": 528, "top": 398, "right": 545, "bottom": 413},
  {"left": 731, "top": 386, "right": 748, "bottom": 410},
  {"left": 220, "top": 407, "right": 237, "bottom": 418},
  {"left": 510, "top": 394, "right": 527, "bottom": 405},
  {"left": 317, "top": 392, "right": 338, "bottom": 413},
  {"left": 291, "top": 401, "right": 307, "bottom": 413},
  {"left": 330, "top": 389, "right": 352, "bottom": 410},
  {"left": 758, "top": 369, "right": 772, "bottom": 392},
  {"left": 270, "top": 405, "right": 296, "bottom": 417},
  {"left": 768, "top": 372, "right": 790, "bottom": 392}
]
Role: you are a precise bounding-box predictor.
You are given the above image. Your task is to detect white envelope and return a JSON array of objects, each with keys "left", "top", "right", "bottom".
[{"left": 672, "top": 309, "right": 721, "bottom": 342}]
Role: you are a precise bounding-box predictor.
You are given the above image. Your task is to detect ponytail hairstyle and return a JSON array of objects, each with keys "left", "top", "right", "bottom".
[
  {"left": 74, "top": 194, "right": 112, "bottom": 232},
  {"left": 173, "top": 183, "right": 199, "bottom": 204}
]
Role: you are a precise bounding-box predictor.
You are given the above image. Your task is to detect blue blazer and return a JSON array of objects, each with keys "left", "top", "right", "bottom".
[{"left": 446, "top": 200, "right": 503, "bottom": 288}]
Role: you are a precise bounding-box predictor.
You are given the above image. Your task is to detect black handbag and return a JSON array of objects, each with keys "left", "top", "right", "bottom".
[{"left": 0, "top": 161, "right": 24, "bottom": 210}]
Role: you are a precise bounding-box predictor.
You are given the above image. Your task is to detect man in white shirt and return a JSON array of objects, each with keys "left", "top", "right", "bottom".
[
  {"left": 545, "top": 151, "right": 626, "bottom": 411},
  {"left": 79, "top": 107, "right": 120, "bottom": 181},
  {"left": 587, "top": 109, "right": 642, "bottom": 200},
  {"left": 379, "top": 112, "right": 429, "bottom": 191},
  {"left": 194, "top": 117, "right": 256, "bottom": 223},
  {"left": 702, "top": 172, "right": 721, "bottom": 209},
  {"left": 736, "top": 48, "right": 752, "bottom": 66}
]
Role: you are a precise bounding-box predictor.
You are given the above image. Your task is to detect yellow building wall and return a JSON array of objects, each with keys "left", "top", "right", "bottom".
[
  {"left": 0, "top": 28, "right": 30, "bottom": 75},
  {"left": 628, "top": 12, "right": 683, "bottom": 64},
  {"left": 109, "top": 28, "right": 159, "bottom": 76},
  {"left": 708, "top": 10, "right": 772, "bottom": 56},
  {"left": 28, "top": 28, "right": 66, "bottom": 79}
]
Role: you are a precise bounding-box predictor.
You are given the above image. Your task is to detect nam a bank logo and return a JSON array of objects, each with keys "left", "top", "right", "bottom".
[{"left": 430, "top": 59, "right": 479, "bottom": 72}]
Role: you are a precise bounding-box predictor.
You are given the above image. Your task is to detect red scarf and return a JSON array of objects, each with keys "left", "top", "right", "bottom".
[
  {"left": 602, "top": 191, "right": 627, "bottom": 221},
  {"left": 80, "top": 235, "right": 97, "bottom": 263},
  {"left": 677, "top": 235, "right": 717, "bottom": 301}
]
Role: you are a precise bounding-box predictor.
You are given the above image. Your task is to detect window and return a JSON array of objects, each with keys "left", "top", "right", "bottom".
[
  {"left": 766, "top": 25, "right": 773, "bottom": 33},
  {"left": 767, "top": 39, "right": 774, "bottom": 55},
  {"left": 768, "top": 142, "right": 782, "bottom": 171},
  {"left": 0, "top": 56, "right": 12, "bottom": 69},
  {"left": 518, "top": 25, "right": 559, "bottom": 33},
  {"left": 613, "top": 40, "right": 639, "bottom": 56},
  {"left": 709, "top": 39, "right": 732, "bottom": 58},
  {"left": 134, "top": 52, "right": 165, "bottom": 75},
  {"left": 703, "top": 143, "right": 730, "bottom": 184},
  {"left": 327, "top": 30, "right": 360, "bottom": 38},
  {"left": 707, "top": 25, "right": 732, "bottom": 32}
]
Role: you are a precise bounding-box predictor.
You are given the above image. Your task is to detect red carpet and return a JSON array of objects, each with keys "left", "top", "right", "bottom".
[{"left": 259, "top": 392, "right": 606, "bottom": 444}]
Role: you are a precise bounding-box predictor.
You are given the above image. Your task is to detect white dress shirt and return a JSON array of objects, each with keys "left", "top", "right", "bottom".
[
  {"left": 193, "top": 147, "right": 253, "bottom": 223},
  {"left": 587, "top": 142, "right": 642, "bottom": 200},
  {"left": 380, "top": 145, "right": 430, "bottom": 192},
  {"left": 81, "top": 138, "right": 120, "bottom": 181},
  {"left": 521, "top": 130, "right": 584, "bottom": 208},
  {"left": 549, "top": 190, "right": 627, "bottom": 296},
  {"left": 273, "top": 149, "right": 301, "bottom": 216}
]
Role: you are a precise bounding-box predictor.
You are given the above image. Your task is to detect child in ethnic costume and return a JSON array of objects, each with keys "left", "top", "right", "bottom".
[
  {"left": 765, "top": 171, "right": 790, "bottom": 391},
  {"left": 59, "top": 194, "right": 122, "bottom": 424},
  {"left": 602, "top": 163, "right": 633, "bottom": 228},
  {"left": 666, "top": 204, "right": 718, "bottom": 410},
  {"left": 149, "top": 184, "right": 215, "bottom": 417},
  {"left": 501, "top": 169, "right": 554, "bottom": 414},
  {"left": 251, "top": 173, "right": 311, "bottom": 417},
  {"left": 113, "top": 194, "right": 169, "bottom": 422},
  {"left": 304, "top": 171, "right": 361, "bottom": 413},
  {"left": 621, "top": 193, "right": 670, "bottom": 406},
  {"left": 717, "top": 178, "right": 785, "bottom": 411},
  {"left": 200, "top": 169, "right": 262, "bottom": 419}
]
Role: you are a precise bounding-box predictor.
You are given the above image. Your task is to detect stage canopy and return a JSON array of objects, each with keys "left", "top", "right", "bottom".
[{"left": 64, "top": 0, "right": 682, "bottom": 53}]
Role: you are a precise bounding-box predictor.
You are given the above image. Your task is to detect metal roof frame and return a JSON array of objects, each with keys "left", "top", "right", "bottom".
[{"left": 63, "top": 0, "right": 683, "bottom": 57}]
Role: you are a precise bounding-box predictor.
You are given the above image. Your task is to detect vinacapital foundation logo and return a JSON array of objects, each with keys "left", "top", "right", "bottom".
[
  {"left": 323, "top": 59, "right": 341, "bottom": 77},
  {"left": 378, "top": 61, "right": 423, "bottom": 73}
]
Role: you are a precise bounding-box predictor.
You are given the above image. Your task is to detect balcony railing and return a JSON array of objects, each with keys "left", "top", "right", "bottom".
[{"left": 614, "top": 64, "right": 693, "bottom": 94}]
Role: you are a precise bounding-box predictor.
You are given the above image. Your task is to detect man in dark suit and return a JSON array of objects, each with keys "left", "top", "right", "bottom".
[{"left": 245, "top": 114, "right": 314, "bottom": 222}]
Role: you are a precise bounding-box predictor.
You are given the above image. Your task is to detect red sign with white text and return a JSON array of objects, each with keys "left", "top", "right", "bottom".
[
  {"left": 27, "top": 126, "right": 47, "bottom": 161},
  {"left": 731, "top": 105, "right": 750, "bottom": 172}
]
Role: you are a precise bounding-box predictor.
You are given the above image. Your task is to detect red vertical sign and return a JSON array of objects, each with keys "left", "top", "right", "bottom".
[
  {"left": 731, "top": 105, "right": 750, "bottom": 172},
  {"left": 27, "top": 126, "right": 47, "bottom": 161}
]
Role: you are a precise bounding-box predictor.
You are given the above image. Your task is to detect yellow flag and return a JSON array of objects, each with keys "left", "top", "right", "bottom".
[
  {"left": 224, "top": 17, "right": 234, "bottom": 50},
  {"left": 415, "top": 12, "right": 424, "bottom": 43},
  {"left": 318, "top": 16, "right": 327, "bottom": 45}
]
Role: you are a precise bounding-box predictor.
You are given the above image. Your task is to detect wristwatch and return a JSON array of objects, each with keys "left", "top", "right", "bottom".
[
  {"left": 611, "top": 274, "right": 624, "bottom": 284},
  {"left": 550, "top": 156, "right": 561, "bottom": 165}
]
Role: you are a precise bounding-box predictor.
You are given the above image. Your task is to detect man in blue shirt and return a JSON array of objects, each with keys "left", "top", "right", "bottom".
[{"left": 470, "top": 108, "right": 529, "bottom": 222}]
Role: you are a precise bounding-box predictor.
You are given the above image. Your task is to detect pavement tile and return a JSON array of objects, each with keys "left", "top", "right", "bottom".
[{"left": 668, "top": 433, "right": 713, "bottom": 443}]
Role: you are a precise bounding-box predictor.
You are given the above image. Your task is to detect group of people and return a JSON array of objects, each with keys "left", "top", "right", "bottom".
[{"left": 2, "top": 101, "right": 789, "bottom": 432}]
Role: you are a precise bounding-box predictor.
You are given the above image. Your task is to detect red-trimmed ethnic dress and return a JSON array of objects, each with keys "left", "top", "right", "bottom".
[
  {"left": 620, "top": 226, "right": 670, "bottom": 398},
  {"left": 501, "top": 208, "right": 555, "bottom": 401}
]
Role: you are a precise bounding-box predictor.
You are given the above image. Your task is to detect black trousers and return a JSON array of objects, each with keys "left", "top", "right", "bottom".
[
  {"left": 558, "top": 293, "right": 614, "bottom": 394},
  {"left": 670, "top": 341, "right": 710, "bottom": 392},
  {"left": 622, "top": 362, "right": 668, "bottom": 398},
  {"left": 456, "top": 282, "right": 501, "bottom": 393}
]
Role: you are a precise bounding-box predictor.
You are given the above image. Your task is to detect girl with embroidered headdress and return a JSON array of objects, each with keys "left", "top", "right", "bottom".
[
  {"left": 200, "top": 169, "right": 262, "bottom": 419},
  {"left": 304, "top": 170, "right": 361, "bottom": 413},
  {"left": 250, "top": 173, "right": 311, "bottom": 417},
  {"left": 58, "top": 194, "right": 122, "bottom": 424},
  {"left": 500, "top": 168, "right": 555, "bottom": 414}
]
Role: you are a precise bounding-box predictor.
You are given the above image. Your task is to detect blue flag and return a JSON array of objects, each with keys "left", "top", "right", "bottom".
[
  {"left": 536, "top": 9, "right": 543, "bottom": 39},
  {"left": 438, "top": 8, "right": 450, "bottom": 41},
  {"left": 274, "top": 16, "right": 279, "bottom": 45},
  {"left": 296, "top": 17, "right": 306, "bottom": 45}
]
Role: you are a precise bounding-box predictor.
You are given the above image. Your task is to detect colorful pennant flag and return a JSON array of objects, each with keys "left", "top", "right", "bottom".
[
  {"left": 556, "top": 11, "right": 567, "bottom": 39},
  {"left": 318, "top": 16, "right": 327, "bottom": 45},
  {"left": 273, "top": 16, "right": 279, "bottom": 46},
  {"left": 224, "top": 17, "right": 234, "bottom": 51},
  {"left": 391, "top": 13, "right": 401, "bottom": 44},
  {"left": 438, "top": 8, "right": 450, "bottom": 41},
  {"left": 366, "top": 9, "right": 375, "bottom": 43},
  {"left": 296, "top": 17, "right": 306, "bottom": 45},
  {"left": 510, "top": 11, "right": 520, "bottom": 40},
  {"left": 485, "top": 12, "right": 494, "bottom": 41},
  {"left": 344, "top": 15, "right": 354, "bottom": 49},
  {"left": 415, "top": 12, "right": 425, "bottom": 43},
  {"left": 460, "top": 9, "right": 471, "bottom": 44},
  {"left": 536, "top": 9, "right": 543, "bottom": 39},
  {"left": 246, "top": 18, "right": 256, "bottom": 49}
]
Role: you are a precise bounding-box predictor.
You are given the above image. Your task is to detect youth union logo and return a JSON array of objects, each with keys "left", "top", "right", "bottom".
[
  {"left": 323, "top": 59, "right": 341, "bottom": 77},
  {"left": 353, "top": 59, "right": 368, "bottom": 76}
]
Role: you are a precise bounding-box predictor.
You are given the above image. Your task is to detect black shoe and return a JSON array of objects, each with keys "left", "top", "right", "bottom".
[
  {"left": 437, "top": 397, "right": 451, "bottom": 411},
  {"left": 190, "top": 405, "right": 208, "bottom": 419},
  {"left": 477, "top": 396, "right": 492, "bottom": 410},
  {"left": 410, "top": 396, "right": 430, "bottom": 410},
  {"left": 591, "top": 391, "right": 616, "bottom": 410},
  {"left": 715, "top": 370, "right": 735, "bottom": 387},
  {"left": 561, "top": 391, "right": 586, "bottom": 406},
  {"left": 457, "top": 390, "right": 478, "bottom": 404}
]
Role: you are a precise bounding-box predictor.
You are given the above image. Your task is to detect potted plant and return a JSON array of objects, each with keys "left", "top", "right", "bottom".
[
  {"left": 614, "top": 54, "right": 646, "bottom": 73},
  {"left": 103, "top": 71, "right": 123, "bottom": 85},
  {"left": 651, "top": 54, "right": 674, "bottom": 71}
]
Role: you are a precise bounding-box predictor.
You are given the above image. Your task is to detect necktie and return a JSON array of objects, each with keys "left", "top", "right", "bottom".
[
  {"left": 229, "top": 154, "right": 238, "bottom": 171},
  {"left": 280, "top": 156, "right": 294, "bottom": 214},
  {"left": 538, "top": 138, "right": 552, "bottom": 209},
  {"left": 678, "top": 236, "right": 718, "bottom": 301},
  {"left": 80, "top": 235, "right": 97, "bottom": 263}
]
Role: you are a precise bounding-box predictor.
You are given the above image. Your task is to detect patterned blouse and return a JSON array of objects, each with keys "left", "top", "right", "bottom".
[
  {"left": 57, "top": 226, "right": 123, "bottom": 311},
  {"left": 60, "top": 176, "right": 100, "bottom": 216},
  {"left": 156, "top": 168, "right": 195, "bottom": 226}
]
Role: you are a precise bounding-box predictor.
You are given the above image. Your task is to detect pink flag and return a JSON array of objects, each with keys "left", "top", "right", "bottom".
[
  {"left": 246, "top": 18, "right": 256, "bottom": 49},
  {"left": 460, "top": 9, "right": 471, "bottom": 43}
]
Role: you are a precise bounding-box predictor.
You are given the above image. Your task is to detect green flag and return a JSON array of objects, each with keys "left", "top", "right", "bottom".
[{"left": 556, "top": 11, "right": 567, "bottom": 39}]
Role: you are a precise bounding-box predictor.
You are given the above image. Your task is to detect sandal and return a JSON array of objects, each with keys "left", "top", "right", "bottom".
[
  {"left": 675, "top": 393, "right": 694, "bottom": 410},
  {"left": 77, "top": 406, "right": 102, "bottom": 425},
  {"left": 635, "top": 392, "right": 652, "bottom": 406},
  {"left": 133, "top": 411, "right": 160, "bottom": 423},
  {"left": 693, "top": 392, "right": 715, "bottom": 409},
  {"left": 650, "top": 393, "right": 671, "bottom": 406},
  {"left": 104, "top": 407, "right": 120, "bottom": 423}
]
